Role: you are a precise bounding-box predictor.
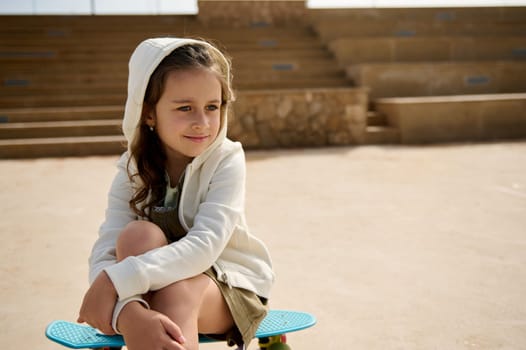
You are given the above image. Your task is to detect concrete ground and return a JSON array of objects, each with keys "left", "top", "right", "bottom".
[{"left": 1, "top": 141, "right": 525, "bottom": 350}]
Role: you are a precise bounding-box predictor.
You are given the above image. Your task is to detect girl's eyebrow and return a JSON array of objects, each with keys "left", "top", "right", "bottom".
[
  {"left": 171, "top": 99, "right": 193, "bottom": 104},
  {"left": 171, "top": 99, "right": 221, "bottom": 104}
]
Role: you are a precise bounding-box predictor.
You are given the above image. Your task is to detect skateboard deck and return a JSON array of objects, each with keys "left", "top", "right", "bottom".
[{"left": 46, "top": 309, "right": 316, "bottom": 349}]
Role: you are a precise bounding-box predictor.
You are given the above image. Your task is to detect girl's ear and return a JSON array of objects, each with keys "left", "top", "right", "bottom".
[{"left": 142, "top": 104, "right": 156, "bottom": 128}]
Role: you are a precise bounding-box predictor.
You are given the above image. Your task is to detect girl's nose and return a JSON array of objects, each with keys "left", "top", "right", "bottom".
[{"left": 192, "top": 111, "right": 208, "bottom": 130}]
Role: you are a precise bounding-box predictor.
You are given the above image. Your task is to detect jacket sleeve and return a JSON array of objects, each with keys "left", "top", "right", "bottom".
[
  {"left": 104, "top": 146, "right": 246, "bottom": 301},
  {"left": 88, "top": 153, "right": 136, "bottom": 284}
]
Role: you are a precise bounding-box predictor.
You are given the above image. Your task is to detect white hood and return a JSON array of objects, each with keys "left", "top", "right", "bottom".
[{"left": 122, "top": 37, "right": 231, "bottom": 157}]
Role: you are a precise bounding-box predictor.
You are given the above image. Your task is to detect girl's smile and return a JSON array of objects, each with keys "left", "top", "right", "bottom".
[{"left": 185, "top": 135, "right": 210, "bottom": 143}]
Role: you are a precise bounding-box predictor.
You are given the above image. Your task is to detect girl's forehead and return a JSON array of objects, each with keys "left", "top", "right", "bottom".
[
  {"left": 164, "top": 66, "right": 208, "bottom": 79},
  {"left": 161, "top": 68, "right": 222, "bottom": 99}
]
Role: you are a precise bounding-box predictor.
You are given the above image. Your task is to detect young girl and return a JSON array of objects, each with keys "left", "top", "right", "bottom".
[{"left": 77, "top": 37, "right": 274, "bottom": 350}]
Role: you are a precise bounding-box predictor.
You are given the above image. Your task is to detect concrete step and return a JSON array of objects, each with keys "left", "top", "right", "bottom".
[
  {"left": 0, "top": 28, "right": 315, "bottom": 43},
  {"left": 229, "top": 49, "right": 331, "bottom": 59},
  {"left": 347, "top": 60, "right": 526, "bottom": 99},
  {"left": 308, "top": 7, "right": 526, "bottom": 22},
  {"left": 2, "top": 56, "right": 340, "bottom": 83},
  {"left": 0, "top": 60, "right": 127, "bottom": 72},
  {"left": 314, "top": 18, "right": 526, "bottom": 42},
  {"left": 374, "top": 92, "right": 526, "bottom": 143},
  {"left": 367, "top": 111, "right": 388, "bottom": 127},
  {"left": 0, "top": 106, "right": 123, "bottom": 123},
  {"left": 329, "top": 36, "right": 526, "bottom": 66},
  {"left": 0, "top": 93, "right": 126, "bottom": 108},
  {"left": 0, "top": 45, "right": 328, "bottom": 66},
  {"left": 0, "top": 73, "right": 127, "bottom": 86},
  {"left": 235, "top": 67, "right": 345, "bottom": 81},
  {"left": 364, "top": 126, "right": 400, "bottom": 144},
  {"left": 2, "top": 53, "right": 333, "bottom": 71},
  {"left": 3, "top": 69, "right": 340, "bottom": 90},
  {"left": 0, "top": 135, "right": 126, "bottom": 158},
  {"left": 236, "top": 77, "right": 351, "bottom": 90},
  {"left": 0, "top": 119, "right": 122, "bottom": 139},
  {"left": 0, "top": 32, "right": 317, "bottom": 47},
  {"left": 0, "top": 14, "right": 197, "bottom": 29},
  {"left": 0, "top": 85, "right": 126, "bottom": 97}
]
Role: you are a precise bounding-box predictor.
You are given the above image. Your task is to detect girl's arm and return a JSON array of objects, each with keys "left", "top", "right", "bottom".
[
  {"left": 80, "top": 154, "right": 139, "bottom": 333},
  {"left": 104, "top": 146, "right": 246, "bottom": 301},
  {"left": 89, "top": 154, "right": 136, "bottom": 283}
]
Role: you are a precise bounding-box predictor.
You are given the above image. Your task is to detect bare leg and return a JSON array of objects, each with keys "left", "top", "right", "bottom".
[
  {"left": 116, "top": 220, "right": 168, "bottom": 262},
  {"left": 115, "top": 220, "right": 234, "bottom": 350},
  {"left": 150, "top": 275, "right": 234, "bottom": 350}
]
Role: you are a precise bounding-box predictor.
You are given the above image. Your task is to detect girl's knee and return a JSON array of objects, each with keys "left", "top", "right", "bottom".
[{"left": 116, "top": 220, "right": 167, "bottom": 261}]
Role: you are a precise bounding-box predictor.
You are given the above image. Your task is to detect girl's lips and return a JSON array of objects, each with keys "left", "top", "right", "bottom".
[{"left": 185, "top": 135, "right": 209, "bottom": 143}]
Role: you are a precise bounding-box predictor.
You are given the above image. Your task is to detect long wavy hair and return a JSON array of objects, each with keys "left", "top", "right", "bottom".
[{"left": 127, "top": 41, "right": 234, "bottom": 218}]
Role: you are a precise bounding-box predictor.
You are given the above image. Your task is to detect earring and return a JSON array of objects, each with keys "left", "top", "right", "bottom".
[{"left": 149, "top": 125, "right": 154, "bottom": 132}]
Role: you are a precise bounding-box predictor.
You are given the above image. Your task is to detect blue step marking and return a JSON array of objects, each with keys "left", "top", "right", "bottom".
[
  {"left": 0, "top": 51, "right": 55, "bottom": 58},
  {"left": 512, "top": 47, "right": 526, "bottom": 58},
  {"left": 251, "top": 21, "right": 270, "bottom": 28},
  {"left": 259, "top": 39, "right": 278, "bottom": 47},
  {"left": 394, "top": 29, "right": 416, "bottom": 37},
  {"left": 465, "top": 75, "right": 491, "bottom": 86},
  {"left": 435, "top": 11, "right": 455, "bottom": 21},
  {"left": 47, "top": 29, "right": 67, "bottom": 37},
  {"left": 272, "top": 63, "right": 295, "bottom": 71},
  {"left": 4, "top": 79, "right": 30, "bottom": 86}
]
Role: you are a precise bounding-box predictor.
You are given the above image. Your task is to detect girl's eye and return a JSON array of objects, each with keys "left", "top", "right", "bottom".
[
  {"left": 206, "top": 105, "right": 219, "bottom": 111},
  {"left": 177, "top": 106, "right": 191, "bottom": 112}
]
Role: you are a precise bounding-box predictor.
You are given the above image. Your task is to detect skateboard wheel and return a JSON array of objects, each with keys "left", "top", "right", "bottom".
[{"left": 259, "top": 335, "right": 289, "bottom": 349}]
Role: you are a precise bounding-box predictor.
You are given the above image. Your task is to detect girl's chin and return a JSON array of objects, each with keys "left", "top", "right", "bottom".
[{"left": 169, "top": 146, "right": 209, "bottom": 160}]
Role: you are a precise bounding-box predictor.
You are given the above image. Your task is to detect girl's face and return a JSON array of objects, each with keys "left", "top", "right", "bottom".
[{"left": 148, "top": 67, "right": 222, "bottom": 163}]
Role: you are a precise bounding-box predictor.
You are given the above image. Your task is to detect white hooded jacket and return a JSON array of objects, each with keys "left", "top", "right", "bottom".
[{"left": 87, "top": 38, "right": 274, "bottom": 329}]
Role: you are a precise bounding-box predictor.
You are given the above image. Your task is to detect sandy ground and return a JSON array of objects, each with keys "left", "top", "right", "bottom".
[{"left": 1, "top": 141, "right": 525, "bottom": 350}]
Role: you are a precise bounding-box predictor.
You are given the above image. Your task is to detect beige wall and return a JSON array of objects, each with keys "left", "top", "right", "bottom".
[{"left": 197, "top": 0, "right": 307, "bottom": 26}]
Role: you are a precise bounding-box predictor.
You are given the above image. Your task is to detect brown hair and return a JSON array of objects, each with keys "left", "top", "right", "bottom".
[{"left": 127, "top": 41, "right": 234, "bottom": 218}]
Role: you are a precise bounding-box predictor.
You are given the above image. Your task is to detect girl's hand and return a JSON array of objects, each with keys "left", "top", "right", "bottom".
[
  {"left": 77, "top": 271, "right": 118, "bottom": 335},
  {"left": 118, "top": 301, "right": 186, "bottom": 350}
]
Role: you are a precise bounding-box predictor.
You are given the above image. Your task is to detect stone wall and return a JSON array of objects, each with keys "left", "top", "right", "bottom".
[
  {"left": 197, "top": 0, "right": 307, "bottom": 26},
  {"left": 228, "top": 88, "right": 369, "bottom": 148}
]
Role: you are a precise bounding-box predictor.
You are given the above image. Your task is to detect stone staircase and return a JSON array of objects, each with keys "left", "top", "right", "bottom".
[
  {"left": 0, "top": 14, "right": 351, "bottom": 158},
  {"left": 0, "top": 106, "right": 125, "bottom": 157}
]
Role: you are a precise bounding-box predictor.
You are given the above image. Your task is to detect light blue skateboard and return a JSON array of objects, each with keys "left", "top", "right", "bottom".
[{"left": 46, "top": 309, "right": 316, "bottom": 350}]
